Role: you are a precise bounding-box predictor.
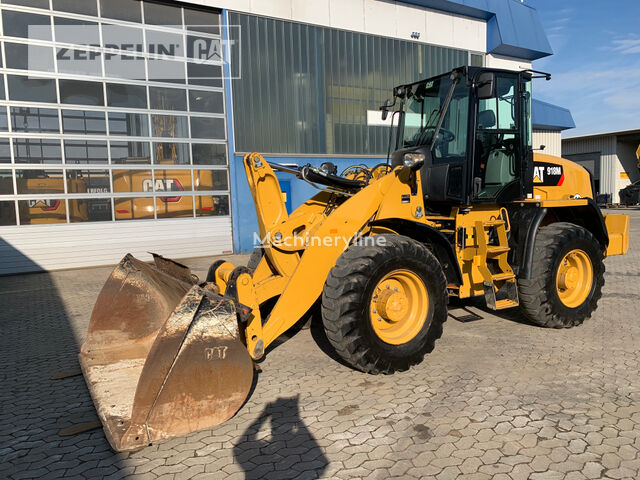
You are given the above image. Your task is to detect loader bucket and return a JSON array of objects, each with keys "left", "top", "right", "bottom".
[{"left": 79, "top": 254, "right": 254, "bottom": 451}]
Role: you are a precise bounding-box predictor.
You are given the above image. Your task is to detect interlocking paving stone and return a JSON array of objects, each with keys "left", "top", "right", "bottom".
[{"left": 1, "top": 210, "right": 640, "bottom": 478}]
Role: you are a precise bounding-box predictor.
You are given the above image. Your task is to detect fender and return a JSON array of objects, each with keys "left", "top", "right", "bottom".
[
  {"left": 510, "top": 199, "right": 609, "bottom": 280},
  {"left": 567, "top": 198, "right": 610, "bottom": 249},
  {"left": 369, "top": 218, "right": 463, "bottom": 286},
  {"left": 513, "top": 207, "right": 547, "bottom": 280}
]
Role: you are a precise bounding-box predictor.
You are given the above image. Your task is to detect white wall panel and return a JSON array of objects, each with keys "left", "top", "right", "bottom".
[
  {"left": 613, "top": 141, "right": 633, "bottom": 197},
  {"left": 250, "top": 0, "right": 292, "bottom": 20},
  {"left": 291, "top": 0, "right": 331, "bottom": 27},
  {"left": 485, "top": 53, "right": 531, "bottom": 71},
  {"left": 330, "top": 0, "right": 366, "bottom": 32},
  {"left": 615, "top": 140, "right": 640, "bottom": 184},
  {"left": 451, "top": 12, "right": 485, "bottom": 51},
  {"left": 0, "top": 218, "right": 233, "bottom": 275},
  {"left": 424, "top": 9, "right": 454, "bottom": 48},
  {"left": 395, "top": 3, "right": 426, "bottom": 42},
  {"left": 192, "top": 0, "right": 251, "bottom": 12},
  {"left": 364, "top": 0, "right": 397, "bottom": 38},
  {"left": 532, "top": 130, "right": 562, "bottom": 157}
]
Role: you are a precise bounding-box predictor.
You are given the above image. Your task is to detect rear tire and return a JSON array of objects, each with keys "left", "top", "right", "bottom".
[
  {"left": 518, "top": 222, "right": 604, "bottom": 328},
  {"left": 321, "top": 235, "right": 448, "bottom": 374}
]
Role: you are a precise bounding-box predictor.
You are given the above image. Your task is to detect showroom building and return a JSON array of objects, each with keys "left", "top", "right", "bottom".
[{"left": 0, "top": 0, "right": 573, "bottom": 274}]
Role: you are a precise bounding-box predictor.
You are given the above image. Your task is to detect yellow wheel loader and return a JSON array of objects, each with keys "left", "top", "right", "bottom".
[{"left": 79, "top": 67, "right": 630, "bottom": 451}]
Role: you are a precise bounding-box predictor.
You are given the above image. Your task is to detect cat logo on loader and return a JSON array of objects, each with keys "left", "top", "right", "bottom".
[
  {"left": 80, "top": 67, "right": 630, "bottom": 451},
  {"left": 533, "top": 166, "right": 544, "bottom": 183}
]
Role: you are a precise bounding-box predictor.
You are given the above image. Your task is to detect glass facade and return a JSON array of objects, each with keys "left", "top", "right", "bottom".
[
  {"left": 229, "top": 13, "right": 472, "bottom": 155},
  {"left": 0, "top": 0, "right": 229, "bottom": 225}
]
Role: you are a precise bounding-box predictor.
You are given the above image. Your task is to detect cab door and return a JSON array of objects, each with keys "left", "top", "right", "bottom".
[{"left": 471, "top": 72, "right": 530, "bottom": 204}]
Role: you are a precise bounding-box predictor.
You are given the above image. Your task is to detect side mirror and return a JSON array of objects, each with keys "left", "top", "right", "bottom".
[
  {"left": 477, "top": 72, "right": 495, "bottom": 99},
  {"left": 380, "top": 99, "right": 393, "bottom": 121}
]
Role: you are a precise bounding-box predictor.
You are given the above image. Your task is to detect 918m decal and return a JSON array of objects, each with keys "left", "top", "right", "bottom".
[{"left": 533, "top": 162, "right": 564, "bottom": 186}]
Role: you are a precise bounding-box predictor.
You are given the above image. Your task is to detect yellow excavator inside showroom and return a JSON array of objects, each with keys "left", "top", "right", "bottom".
[{"left": 79, "top": 66, "right": 629, "bottom": 451}]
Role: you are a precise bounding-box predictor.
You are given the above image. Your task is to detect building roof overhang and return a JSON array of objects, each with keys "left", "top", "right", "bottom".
[
  {"left": 398, "top": 0, "right": 553, "bottom": 60},
  {"left": 532, "top": 99, "right": 575, "bottom": 131}
]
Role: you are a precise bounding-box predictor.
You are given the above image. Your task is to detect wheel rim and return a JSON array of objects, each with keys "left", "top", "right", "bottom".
[
  {"left": 369, "top": 269, "right": 429, "bottom": 345},
  {"left": 555, "top": 249, "right": 593, "bottom": 308}
]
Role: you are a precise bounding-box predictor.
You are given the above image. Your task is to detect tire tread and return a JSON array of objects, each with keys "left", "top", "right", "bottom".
[
  {"left": 518, "top": 222, "right": 605, "bottom": 328},
  {"left": 321, "top": 235, "right": 448, "bottom": 373}
]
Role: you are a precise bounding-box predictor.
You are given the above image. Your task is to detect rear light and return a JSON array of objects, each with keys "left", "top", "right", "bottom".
[
  {"left": 40, "top": 200, "right": 61, "bottom": 211},
  {"left": 116, "top": 209, "right": 129, "bottom": 214}
]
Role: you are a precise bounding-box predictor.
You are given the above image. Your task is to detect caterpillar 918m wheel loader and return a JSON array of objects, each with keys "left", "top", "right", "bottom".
[{"left": 80, "top": 67, "right": 630, "bottom": 451}]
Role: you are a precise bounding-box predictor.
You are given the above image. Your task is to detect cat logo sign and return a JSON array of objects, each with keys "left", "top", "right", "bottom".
[
  {"left": 142, "top": 177, "right": 184, "bottom": 202},
  {"left": 112, "top": 170, "right": 200, "bottom": 220},
  {"left": 112, "top": 169, "right": 215, "bottom": 219},
  {"left": 28, "top": 199, "right": 61, "bottom": 211}
]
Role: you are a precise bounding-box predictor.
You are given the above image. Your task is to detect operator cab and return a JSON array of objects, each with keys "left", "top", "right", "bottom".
[{"left": 388, "top": 67, "right": 534, "bottom": 208}]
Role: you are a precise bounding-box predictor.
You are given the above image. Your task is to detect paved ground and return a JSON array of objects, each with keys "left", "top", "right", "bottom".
[{"left": 1, "top": 209, "right": 639, "bottom": 480}]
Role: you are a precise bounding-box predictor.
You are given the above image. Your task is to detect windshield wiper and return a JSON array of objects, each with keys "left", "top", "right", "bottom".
[{"left": 424, "top": 108, "right": 438, "bottom": 131}]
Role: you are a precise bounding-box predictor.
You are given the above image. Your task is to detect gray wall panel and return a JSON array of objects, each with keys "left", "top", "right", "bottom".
[{"left": 563, "top": 136, "right": 617, "bottom": 201}]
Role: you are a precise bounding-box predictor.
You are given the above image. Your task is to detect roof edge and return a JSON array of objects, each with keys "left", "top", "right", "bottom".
[{"left": 563, "top": 128, "right": 640, "bottom": 140}]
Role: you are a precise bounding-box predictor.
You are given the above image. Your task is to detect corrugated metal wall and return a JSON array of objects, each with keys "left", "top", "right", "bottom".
[
  {"left": 562, "top": 136, "right": 618, "bottom": 202},
  {"left": 0, "top": 218, "right": 232, "bottom": 275},
  {"left": 229, "top": 12, "right": 470, "bottom": 155},
  {"left": 532, "top": 130, "right": 561, "bottom": 157}
]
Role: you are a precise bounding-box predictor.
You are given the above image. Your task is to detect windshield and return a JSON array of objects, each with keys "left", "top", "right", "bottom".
[{"left": 402, "top": 75, "right": 470, "bottom": 162}]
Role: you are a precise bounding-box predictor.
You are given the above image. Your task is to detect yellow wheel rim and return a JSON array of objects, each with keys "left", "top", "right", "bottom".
[
  {"left": 370, "top": 269, "right": 429, "bottom": 345},
  {"left": 555, "top": 249, "right": 593, "bottom": 308}
]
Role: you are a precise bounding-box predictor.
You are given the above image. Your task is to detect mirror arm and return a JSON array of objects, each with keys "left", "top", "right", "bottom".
[{"left": 522, "top": 69, "right": 551, "bottom": 81}]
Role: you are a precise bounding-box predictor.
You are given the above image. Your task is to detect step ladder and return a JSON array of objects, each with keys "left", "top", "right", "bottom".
[{"left": 473, "top": 219, "right": 519, "bottom": 310}]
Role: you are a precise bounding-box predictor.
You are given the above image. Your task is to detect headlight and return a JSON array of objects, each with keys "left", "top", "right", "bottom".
[{"left": 403, "top": 152, "right": 425, "bottom": 169}]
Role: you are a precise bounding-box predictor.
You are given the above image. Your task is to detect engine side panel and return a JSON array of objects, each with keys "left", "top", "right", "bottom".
[{"left": 532, "top": 153, "right": 593, "bottom": 201}]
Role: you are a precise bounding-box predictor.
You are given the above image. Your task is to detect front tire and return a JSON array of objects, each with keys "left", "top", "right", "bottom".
[
  {"left": 321, "top": 235, "right": 448, "bottom": 374},
  {"left": 518, "top": 222, "right": 604, "bottom": 328}
]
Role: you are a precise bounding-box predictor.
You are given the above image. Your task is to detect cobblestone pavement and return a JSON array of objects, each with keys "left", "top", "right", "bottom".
[{"left": 1, "top": 209, "right": 639, "bottom": 480}]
